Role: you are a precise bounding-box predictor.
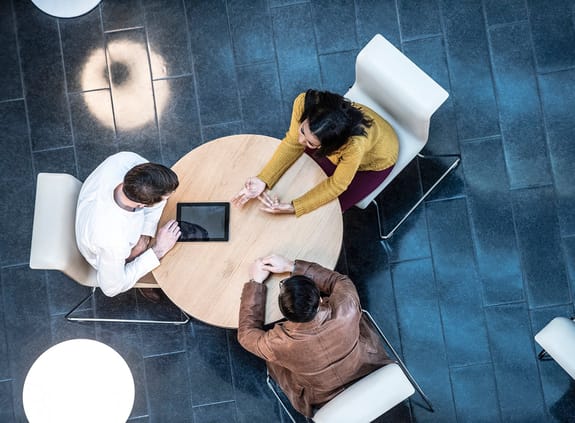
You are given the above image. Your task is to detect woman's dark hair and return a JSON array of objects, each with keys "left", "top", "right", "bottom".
[
  {"left": 278, "top": 275, "right": 321, "bottom": 323},
  {"left": 123, "top": 163, "right": 179, "bottom": 205},
  {"left": 299, "top": 89, "right": 373, "bottom": 157}
]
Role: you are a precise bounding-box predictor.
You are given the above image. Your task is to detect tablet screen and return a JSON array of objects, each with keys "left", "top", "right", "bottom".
[{"left": 176, "top": 202, "right": 230, "bottom": 242}]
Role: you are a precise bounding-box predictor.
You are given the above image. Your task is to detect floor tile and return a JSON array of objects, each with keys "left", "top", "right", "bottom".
[
  {"left": 310, "top": 0, "right": 357, "bottom": 55},
  {"left": 228, "top": 0, "right": 275, "bottom": 66},
  {"left": 0, "top": 0, "right": 22, "bottom": 101},
  {"left": 320, "top": 50, "right": 357, "bottom": 96},
  {"left": 187, "top": 322, "right": 234, "bottom": 406},
  {"left": 527, "top": 0, "right": 575, "bottom": 73},
  {"left": 236, "top": 62, "right": 284, "bottom": 137},
  {"left": 484, "top": 0, "right": 528, "bottom": 26},
  {"left": 398, "top": 0, "right": 442, "bottom": 41},
  {"left": 442, "top": 0, "right": 499, "bottom": 141},
  {"left": 271, "top": 3, "right": 321, "bottom": 111},
  {"left": 426, "top": 199, "right": 491, "bottom": 366},
  {"left": 186, "top": 0, "right": 241, "bottom": 126},
  {"left": 484, "top": 303, "right": 547, "bottom": 421},
  {"left": 391, "top": 258, "right": 457, "bottom": 422},
  {"left": 450, "top": 363, "right": 502, "bottom": 422},
  {"left": 14, "top": 0, "right": 73, "bottom": 151},
  {"left": 143, "top": 0, "right": 192, "bottom": 79},
  {"left": 193, "top": 401, "right": 237, "bottom": 423},
  {"left": 145, "top": 351, "right": 194, "bottom": 422},
  {"left": 461, "top": 138, "right": 524, "bottom": 305},
  {"left": 489, "top": 21, "right": 552, "bottom": 189},
  {"left": 538, "top": 69, "right": 575, "bottom": 236},
  {"left": 60, "top": 7, "right": 107, "bottom": 93},
  {"left": 68, "top": 90, "right": 118, "bottom": 180},
  {"left": 512, "top": 186, "right": 570, "bottom": 307},
  {"left": 101, "top": 0, "right": 144, "bottom": 32},
  {"left": 355, "top": 0, "right": 400, "bottom": 48},
  {"left": 153, "top": 76, "right": 202, "bottom": 166},
  {"left": 0, "top": 381, "right": 15, "bottom": 423}
]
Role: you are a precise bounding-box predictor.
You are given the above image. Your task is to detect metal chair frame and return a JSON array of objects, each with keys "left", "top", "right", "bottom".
[
  {"left": 372, "top": 153, "right": 461, "bottom": 240},
  {"left": 65, "top": 286, "right": 190, "bottom": 325},
  {"left": 266, "top": 309, "right": 434, "bottom": 422}
]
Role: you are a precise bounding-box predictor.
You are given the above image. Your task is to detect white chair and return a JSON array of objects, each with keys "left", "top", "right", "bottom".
[
  {"left": 29, "top": 172, "right": 189, "bottom": 324},
  {"left": 266, "top": 310, "right": 433, "bottom": 423},
  {"left": 535, "top": 317, "right": 575, "bottom": 379},
  {"left": 345, "top": 34, "right": 460, "bottom": 239}
]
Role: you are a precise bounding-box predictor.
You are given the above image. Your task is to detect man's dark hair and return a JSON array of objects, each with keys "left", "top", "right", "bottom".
[
  {"left": 278, "top": 275, "right": 321, "bottom": 323},
  {"left": 123, "top": 163, "right": 179, "bottom": 205},
  {"left": 299, "top": 89, "right": 373, "bottom": 157}
]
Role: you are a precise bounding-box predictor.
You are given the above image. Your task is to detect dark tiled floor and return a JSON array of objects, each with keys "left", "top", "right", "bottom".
[{"left": 1, "top": 0, "right": 574, "bottom": 422}]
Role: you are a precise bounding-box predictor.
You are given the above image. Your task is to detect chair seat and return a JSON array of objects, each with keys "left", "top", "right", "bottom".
[
  {"left": 346, "top": 85, "right": 426, "bottom": 209},
  {"left": 312, "top": 363, "right": 415, "bottom": 423},
  {"left": 535, "top": 317, "right": 575, "bottom": 379}
]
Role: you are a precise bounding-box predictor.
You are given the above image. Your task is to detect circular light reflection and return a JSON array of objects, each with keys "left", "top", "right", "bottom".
[{"left": 81, "top": 39, "right": 169, "bottom": 131}]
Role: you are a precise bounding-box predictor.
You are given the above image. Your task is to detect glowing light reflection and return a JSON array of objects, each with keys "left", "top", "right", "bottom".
[{"left": 81, "top": 40, "right": 169, "bottom": 131}]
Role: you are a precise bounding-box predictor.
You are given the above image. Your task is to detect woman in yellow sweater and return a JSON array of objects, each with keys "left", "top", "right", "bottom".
[{"left": 232, "top": 89, "right": 399, "bottom": 217}]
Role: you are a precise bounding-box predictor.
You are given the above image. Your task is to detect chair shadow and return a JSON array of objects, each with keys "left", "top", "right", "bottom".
[{"left": 550, "top": 379, "right": 575, "bottom": 423}]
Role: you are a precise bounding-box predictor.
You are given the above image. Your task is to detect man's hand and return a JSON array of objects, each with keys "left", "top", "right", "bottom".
[
  {"left": 151, "top": 220, "right": 181, "bottom": 259},
  {"left": 257, "top": 191, "right": 295, "bottom": 215},
  {"left": 126, "top": 235, "right": 151, "bottom": 263},
  {"left": 249, "top": 258, "right": 270, "bottom": 283},
  {"left": 231, "top": 176, "right": 266, "bottom": 208},
  {"left": 260, "top": 254, "right": 294, "bottom": 274}
]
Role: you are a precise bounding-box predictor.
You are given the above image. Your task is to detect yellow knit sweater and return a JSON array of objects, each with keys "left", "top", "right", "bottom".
[{"left": 258, "top": 92, "right": 399, "bottom": 216}]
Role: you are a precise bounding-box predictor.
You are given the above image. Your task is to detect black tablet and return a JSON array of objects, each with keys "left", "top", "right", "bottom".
[{"left": 176, "top": 202, "right": 230, "bottom": 242}]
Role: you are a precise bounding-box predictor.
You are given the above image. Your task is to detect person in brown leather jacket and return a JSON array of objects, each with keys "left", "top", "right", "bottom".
[{"left": 238, "top": 254, "right": 393, "bottom": 417}]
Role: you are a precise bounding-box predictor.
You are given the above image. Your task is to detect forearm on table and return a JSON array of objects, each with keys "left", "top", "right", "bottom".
[
  {"left": 258, "top": 139, "right": 304, "bottom": 189},
  {"left": 97, "top": 249, "right": 159, "bottom": 296}
]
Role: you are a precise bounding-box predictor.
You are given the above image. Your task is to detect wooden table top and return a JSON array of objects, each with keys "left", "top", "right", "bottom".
[{"left": 153, "top": 134, "right": 343, "bottom": 328}]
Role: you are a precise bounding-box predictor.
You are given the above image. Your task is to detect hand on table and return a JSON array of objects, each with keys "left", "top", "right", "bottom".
[
  {"left": 231, "top": 176, "right": 266, "bottom": 208},
  {"left": 260, "top": 254, "right": 295, "bottom": 274},
  {"left": 151, "top": 219, "right": 181, "bottom": 259},
  {"left": 249, "top": 258, "right": 271, "bottom": 283},
  {"left": 257, "top": 191, "right": 295, "bottom": 215}
]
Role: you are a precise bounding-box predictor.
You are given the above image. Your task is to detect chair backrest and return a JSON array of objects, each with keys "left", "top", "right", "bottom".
[
  {"left": 29, "top": 173, "right": 97, "bottom": 287},
  {"left": 345, "top": 34, "right": 449, "bottom": 208},
  {"left": 312, "top": 363, "right": 415, "bottom": 423},
  {"left": 535, "top": 317, "right": 575, "bottom": 379}
]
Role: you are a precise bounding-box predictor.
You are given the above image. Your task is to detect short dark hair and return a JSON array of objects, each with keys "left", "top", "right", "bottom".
[
  {"left": 278, "top": 275, "right": 321, "bottom": 323},
  {"left": 123, "top": 163, "right": 179, "bottom": 205},
  {"left": 300, "top": 89, "right": 373, "bottom": 157}
]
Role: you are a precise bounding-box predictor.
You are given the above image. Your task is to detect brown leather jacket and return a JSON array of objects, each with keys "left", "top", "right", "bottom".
[{"left": 238, "top": 260, "right": 393, "bottom": 417}]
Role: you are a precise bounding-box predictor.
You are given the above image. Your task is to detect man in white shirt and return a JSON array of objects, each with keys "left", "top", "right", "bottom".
[{"left": 76, "top": 152, "right": 181, "bottom": 298}]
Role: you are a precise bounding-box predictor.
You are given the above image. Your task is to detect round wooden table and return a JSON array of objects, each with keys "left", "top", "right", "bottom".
[
  {"left": 153, "top": 135, "right": 343, "bottom": 328},
  {"left": 23, "top": 339, "right": 134, "bottom": 423}
]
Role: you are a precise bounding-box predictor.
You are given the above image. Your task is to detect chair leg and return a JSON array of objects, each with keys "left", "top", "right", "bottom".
[
  {"left": 537, "top": 349, "right": 552, "bottom": 360},
  {"left": 363, "top": 310, "right": 434, "bottom": 412},
  {"left": 373, "top": 153, "right": 461, "bottom": 240},
  {"left": 65, "top": 287, "right": 190, "bottom": 325},
  {"left": 266, "top": 369, "right": 297, "bottom": 423}
]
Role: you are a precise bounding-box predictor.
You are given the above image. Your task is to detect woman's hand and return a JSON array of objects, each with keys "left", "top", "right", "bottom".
[
  {"left": 257, "top": 191, "right": 295, "bottom": 215},
  {"left": 231, "top": 177, "right": 266, "bottom": 208}
]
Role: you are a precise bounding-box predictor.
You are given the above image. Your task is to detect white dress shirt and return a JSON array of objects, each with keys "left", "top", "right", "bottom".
[{"left": 75, "top": 152, "right": 165, "bottom": 297}]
